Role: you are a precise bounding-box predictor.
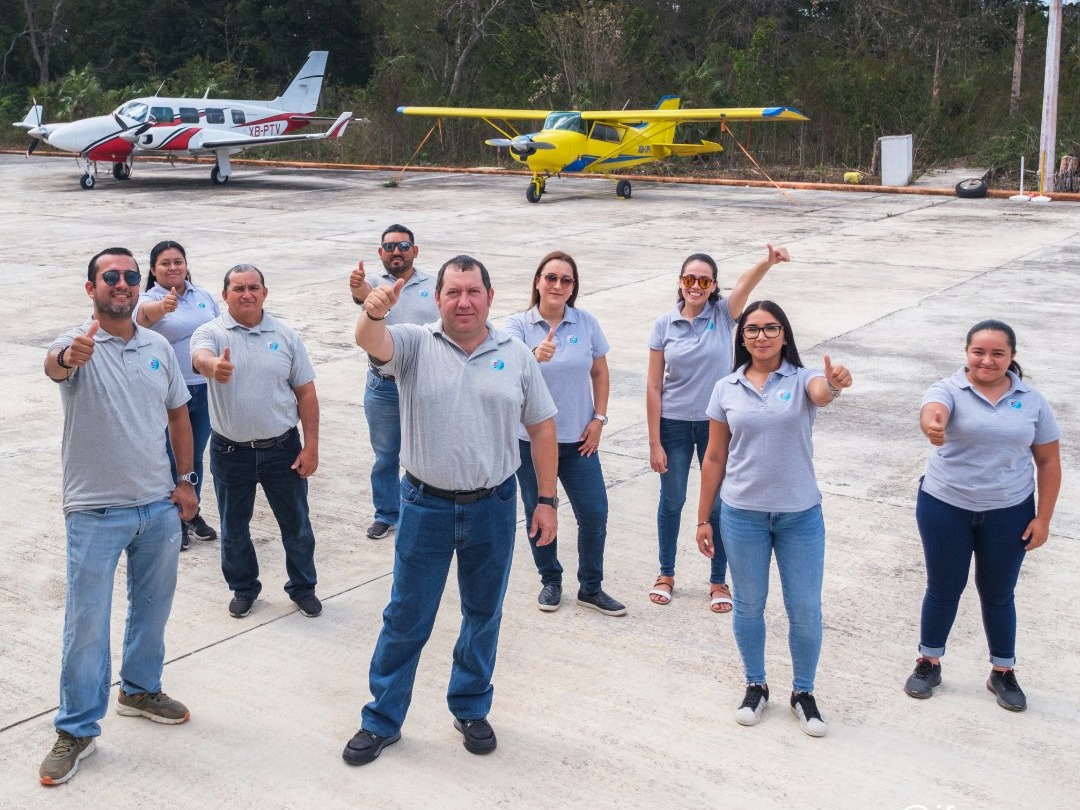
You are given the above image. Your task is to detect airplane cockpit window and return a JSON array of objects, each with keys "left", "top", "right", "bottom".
[
  {"left": 116, "top": 102, "right": 149, "bottom": 123},
  {"left": 179, "top": 107, "right": 200, "bottom": 124},
  {"left": 543, "top": 112, "right": 586, "bottom": 135},
  {"left": 231, "top": 109, "right": 246, "bottom": 125},
  {"left": 205, "top": 108, "right": 225, "bottom": 124},
  {"left": 591, "top": 123, "right": 622, "bottom": 143},
  {"left": 150, "top": 106, "right": 175, "bottom": 124}
]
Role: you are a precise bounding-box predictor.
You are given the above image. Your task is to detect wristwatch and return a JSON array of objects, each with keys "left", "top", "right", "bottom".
[
  {"left": 177, "top": 471, "right": 199, "bottom": 486},
  {"left": 537, "top": 495, "right": 559, "bottom": 509},
  {"left": 593, "top": 413, "right": 609, "bottom": 426}
]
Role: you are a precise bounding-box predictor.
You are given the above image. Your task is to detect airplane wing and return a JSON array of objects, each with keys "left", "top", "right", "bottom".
[
  {"left": 579, "top": 106, "right": 809, "bottom": 123},
  {"left": 191, "top": 112, "right": 353, "bottom": 151},
  {"left": 397, "top": 106, "right": 551, "bottom": 121}
]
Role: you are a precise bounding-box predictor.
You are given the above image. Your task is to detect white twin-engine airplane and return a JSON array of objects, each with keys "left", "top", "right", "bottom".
[{"left": 14, "top": 51, "right": 352, "bottom": 188}]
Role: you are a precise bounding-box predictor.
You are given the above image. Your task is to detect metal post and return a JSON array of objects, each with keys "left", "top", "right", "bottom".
[{"left": 1038, "top": 0, "right": 1062, "bottom": 194}]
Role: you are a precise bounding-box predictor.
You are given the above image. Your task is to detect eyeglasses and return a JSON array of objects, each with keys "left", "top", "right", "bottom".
[
  {"left": 381, "top": 240, "right": 413, "bottom": 253},
  {"left": 679, "top": 275, "right": 714, "bottom": 290},
  {"left": 101, "top": 269, "right": 141, "bottom": 287},
  {"left": 742, "top": 324, "right": 783, "bottom": 339},
  {"left": 541, "top": 273, "right": 575, "bottom": 286}
]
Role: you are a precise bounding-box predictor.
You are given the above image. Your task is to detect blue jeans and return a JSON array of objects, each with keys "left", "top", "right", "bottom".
[
  {"left": 915, "top": 487, "right": 1032, "bottom": 667},
  {"left": 165, "top": 382, "right": 212, "bottom": 501},
  {"left": 720, "top": 503, "right": 824, "bottom": 693},
  {"left": 55, "top": 499, "right": 182, "bottom": 738},
  {"left": 361, "top": 475, "right": 517, "bottom": 737},
  {"left": 516, "top": 439, "right": 608, "bottom": 592},
  {"left": 210, "top": 428, "right": 317, "bottom": 601},
  {"left": 364, "top": 372, "right": 401, "bottom": 526},
  {"left": 657, "top": 417, "right": 727, "bottom": 583}
]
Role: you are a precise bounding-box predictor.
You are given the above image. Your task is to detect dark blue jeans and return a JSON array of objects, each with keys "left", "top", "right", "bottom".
[
  {"left": 210, "top": 428, "right": 317, "bottom": 601},
  {"left": 361, "top": 475, "right": 517, "bottom": 737},
  {"left": 516, "top": 439, "right": 608, "bottom": 593},
  {"left": 657, "top": 417, "right": 727, "bottom": 583},
  {"left": 166, "top": 382, "right": 212, "bottom": 501},
  {"left": 364, "top": 372, "right": 401, "bottom": 526},
  {"left": 915, "top": 487, "right": 1033, "bottom": 667}
]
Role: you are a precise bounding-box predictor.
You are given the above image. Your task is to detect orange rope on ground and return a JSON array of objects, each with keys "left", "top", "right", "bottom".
[
  {"left": 396, "top": 120, "right": 443, "bottom": 183},
  {"left": 720, "top": 120, "right": 799, "bottom": 204}
]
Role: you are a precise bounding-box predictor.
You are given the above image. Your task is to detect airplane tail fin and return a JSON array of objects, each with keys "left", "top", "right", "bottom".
[
  {"left": 655, "top": 95, "right": 682, "bottom": 111},
  {"left": 14, "top": 104, "right": 44, "bottom": 130},
  {"left": 271, "top": 51, "right": 329, "bottom": 113}
]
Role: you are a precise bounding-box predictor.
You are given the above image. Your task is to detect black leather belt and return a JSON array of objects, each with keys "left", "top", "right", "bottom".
[
  {"left": 213, "top": 426, "right": 297, "bottom": 450},
  {"left": 368, "top": 364, "right": 396, "bottom": 382},
  {"left": 405, "top": 471, "right": 495, "bottom": 504}
]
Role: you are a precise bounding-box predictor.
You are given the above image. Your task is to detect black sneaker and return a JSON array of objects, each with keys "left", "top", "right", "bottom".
[
  {"left": 790, "top": 691, "right": 828, "bottom": 737},
  {"left": 180, "top": 522, "right": 190, "bottom": 551},
  {"left": 39, "top": 731, "right": 96, "bottom": 786},
  {"left": 296, "top": 594, "right": 322, "bottom": 618},
  {"left": 367, "top": 520, "right": 393, "bottom": 539},
  {"left": 186, "top": 512, "right": 217, "bottom": 541},
  {"left": 342, "top": 729, "right": 401, "bottom": 766},
  {"left": 576, "top": 588, "right": 627, "bottom": 617},
  {"left": 987, "top": 668, "right": 1027, "bottom": 712},
  {"left": 537, "top": 583, "right": 562, "bottom": 612},
  {"left": 454, "top": 717, "right": 497, "bottom": 755},
  {"left": 904, "top": 657, "right": 942, "bottom": 699},
  {"left": 229, "top": 595, "right": 254, "bottom": 618},
  {"left": 735, "top": 683, "right": 769, "bottom": 726}
]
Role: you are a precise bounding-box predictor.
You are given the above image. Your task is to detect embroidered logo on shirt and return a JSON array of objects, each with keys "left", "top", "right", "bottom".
[
  {"left": 1008, "top": 399, "right": 1022, "bottom": 410},
  {"left": 146, "top": 357, "right": 161, "bottom": 371},
  {"left": 491, "top": 359, "right": 505, "bottom": 371},
  {"left": 707, "top": 320, "right": 715, "bottom": 330},
  {"left": 419, "top": 290, "right": 430, "bottom": 298},
  {"left": 777, "top": 390, "right": 792, "bottom": 402},
  {"left": 267, "top": 341, "right": 280, "bottom": 351},
  {"left": 198, "top": 302, "right": 207, "bottom": 309},
  {"left": 568, "top": 335, "right": 579, "bottom": 345}
]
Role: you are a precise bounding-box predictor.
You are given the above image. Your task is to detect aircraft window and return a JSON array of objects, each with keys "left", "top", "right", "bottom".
[
  {"left": 543, "top": 112, "right": 586, "bottom": 134},
  {"left": 205, "top": 108, "right": 225, "bottom": 124},
  {"left": 117, "top": 102, "right": 149, "bottom": 122},
  {"left": 591, "top": 123, "right": 622, "bottom": 143},
  {"left": 179, "top": 107, "right": 200, "bottom": 124},
  {"left": 231, "top": 109, "right": 246, "bottom": 125},
  {"left": 150, "top": 106, "right": 174, "bottom": 123}
]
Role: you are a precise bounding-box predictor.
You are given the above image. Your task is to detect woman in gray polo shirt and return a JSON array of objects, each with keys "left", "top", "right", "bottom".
[
  {"left": 903, "top": 319, "right": 1061, "bottom": 712},
  {"left": 696, "top": 300, "right": 851, "bottom": 738}
]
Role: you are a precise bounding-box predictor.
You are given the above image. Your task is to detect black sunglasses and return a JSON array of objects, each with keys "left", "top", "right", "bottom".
[
  {"left": 101, "top": 269, "right": 141, "bottom": 287},
  {"left": 381, "top": 240, "right": 414, "bottom": 253}
]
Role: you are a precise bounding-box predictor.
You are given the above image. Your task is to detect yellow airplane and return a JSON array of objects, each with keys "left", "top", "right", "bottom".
[{"left": 397, "top": 95, "right": 808, "bottom": 202}]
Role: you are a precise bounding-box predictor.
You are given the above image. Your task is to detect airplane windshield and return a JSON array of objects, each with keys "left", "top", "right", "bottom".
[
  {"left": 543, "top": 112, "right": 586, "bottom": 134},
  {"left": 116, "top": 101, "right": 150, "bottom": 123}
]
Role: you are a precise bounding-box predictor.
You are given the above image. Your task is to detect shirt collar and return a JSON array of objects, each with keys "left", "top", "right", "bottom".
[
  {"left": 220, "top": 309, "right": 273, "bottom": 333},
  {"left": 526, "top": 305, "right": 579, "bottom": 327}
]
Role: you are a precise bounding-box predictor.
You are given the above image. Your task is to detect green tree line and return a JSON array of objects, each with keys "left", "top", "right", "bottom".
[{"left": 3, "top": 0, "right": 1079, "bottom": 178}]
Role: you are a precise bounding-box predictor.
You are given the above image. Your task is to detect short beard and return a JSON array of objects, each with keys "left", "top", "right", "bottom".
[{"left": 99, "top": 300, "right": 135, "bottom": 318}]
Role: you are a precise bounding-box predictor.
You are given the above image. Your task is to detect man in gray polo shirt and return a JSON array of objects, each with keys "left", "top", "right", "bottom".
[
  {"left": 343, "top": 255, "right": 559, "bottom": 767},
  {"left": 190, "top": 263, "right": 321, "bottom": 621},
  {"left": 349, "top": 224, "right": 438, "bottom": 540},
  {"left": 39, "top": 247, "right": 198, "bottom": 787}
]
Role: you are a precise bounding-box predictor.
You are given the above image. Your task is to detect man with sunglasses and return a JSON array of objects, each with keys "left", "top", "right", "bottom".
[
  {"left": 349, "top": 224, "right": 437, "bottom": 540},
  {"left": 40, "top": 247, "right": 198, "bottom": 786}
]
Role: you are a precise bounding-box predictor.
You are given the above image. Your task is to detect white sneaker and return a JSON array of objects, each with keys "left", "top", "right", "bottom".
[
  {"left": 790, "top": 691, "right": 828, "bottom": 737},
  {"left": 735, "top": 683, "right": 769, "bottom": 726}
]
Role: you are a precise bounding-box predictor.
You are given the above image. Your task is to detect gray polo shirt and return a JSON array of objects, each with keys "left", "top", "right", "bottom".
[
  {"left": 921, "top": 368, "right": 1060, "bottom": 511},
  {"left": 366, "top": 268, "right": 438, "bottom": 328},
  {"left": 649, "top": 299, "right": 738, "bottom": 421},
  {"left": 50, "top": 318, "right": 190, "bottom": 514},
  {"left": 190, "top": 310, "right": 316, "bottom": 442},
  {"left": 707, "top": 360, "right": 824, "bottom": 513},
  {"left": 504, "top": 305, "right": 608, "bottom": 443},
  {"left": 381, "top": 320, "right": 557, "bottom": 490},
  {"left": 134, "top": 282, "right": 220, "bottom": 385}
]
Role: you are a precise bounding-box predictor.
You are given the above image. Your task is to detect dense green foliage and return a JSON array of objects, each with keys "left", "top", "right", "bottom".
[{"left": 3, "top": 0, "right": 1079, "bottom": 177}]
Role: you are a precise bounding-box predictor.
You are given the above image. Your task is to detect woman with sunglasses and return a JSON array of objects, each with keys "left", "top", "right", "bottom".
[
  {"left": 695, "top": 301, "right": 851, "bottom": 737},
  {"left": 646, "top": 246, "right": 789, "bottom": 611},
  {"left": 134, "top": 241, "right": 221, "bottom": 549},
  {"left": 505, "top": 251, "right": 625, "bottom": 616}
]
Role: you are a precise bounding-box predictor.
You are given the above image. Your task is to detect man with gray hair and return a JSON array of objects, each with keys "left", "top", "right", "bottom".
[{"left": 191, "top": 263, "right": 322, "bottom": 620}]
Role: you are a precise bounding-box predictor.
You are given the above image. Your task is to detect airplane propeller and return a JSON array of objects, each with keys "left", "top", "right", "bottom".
[
  {"left": 118, "top": 120, "right": 155, "bottom": 144},
  {"left": 486, "top": 135, "right": 556, "bottom": 158},
  {"left": 23, "top": 100, "right": 44, "bottom": 156}
]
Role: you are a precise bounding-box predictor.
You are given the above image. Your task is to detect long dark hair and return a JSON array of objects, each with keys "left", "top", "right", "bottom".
[
  {"left": 529, "top": 250, "right": 579, "bottom": 309},
  {"left": 677, "top": 252, "right": 721, "bottom": 305},
  {"left": 966, "top": 319, "right": 1023, "bottom": 378},
  {"left": 733, "top": 300, "right": 804, "bottom": 371},
  {"left": 146, "top": 240, "right": 190, "bottom": 290}
]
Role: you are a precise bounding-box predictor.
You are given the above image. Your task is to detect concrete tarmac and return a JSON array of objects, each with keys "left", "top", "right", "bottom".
[{"left": 1, "top": 154, "right": 1077, "bottom": 808}]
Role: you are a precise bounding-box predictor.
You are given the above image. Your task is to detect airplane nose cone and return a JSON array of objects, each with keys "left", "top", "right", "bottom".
[
  {"left": 45, "top": 116, "right": 119, "bottom": 153},
  {"left": 27, "top": 126, "right": 46, "bottom": 139}
]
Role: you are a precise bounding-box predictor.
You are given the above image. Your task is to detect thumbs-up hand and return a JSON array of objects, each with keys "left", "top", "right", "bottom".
[
  {"left": 364, "top": 277, "right": 403, "bottom": 319},
  {"left": 162, "top": 287, "right": 179, "bottom": 314},
  {"left": 210, "top": 346, "right": 234, "bottom": 383},
  {"left": 349, "top": 260, "right": 372, "bottom": 302},
  {"left": 823, "top": 354, "right": 851, "bottom": 391},
  {"left": 66, "top": 320, "right": 100, "bottom": 367},
  {"left": 766, "top": 243, "right": 791, "bottom": 265},
  {"left": 534, "top": 327, "right": 557, "bottom": 362},
  {"left": 925, "top": 410, "right": 946, "bottom": 446}
]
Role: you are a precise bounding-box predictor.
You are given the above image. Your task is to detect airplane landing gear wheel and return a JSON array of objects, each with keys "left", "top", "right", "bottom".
[
  {"left": 526, "top": 180, "right": 543, "bottom": 203},
  {"left": 616, "top": 179, "right": 632, "bottom": 199},
  {"left": 80, "top": 173, "right": 96, "bottom": 190},
  {"left": 112, "top": 162, "right": 130, "bottom": 180},
  {"left": 211, "top": 165, "right": 229, "bottom": 185}
]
